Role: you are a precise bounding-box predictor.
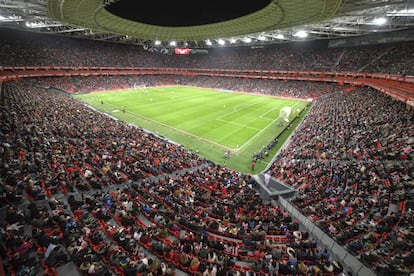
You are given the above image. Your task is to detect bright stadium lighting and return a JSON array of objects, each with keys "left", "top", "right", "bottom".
[
  {"left": 25, "top": 22, "right": 33, "bottom": 27},
  {"left": 217, "top": 39, "right": 225, "bottom": 45},
  {"left": 293, "top": 30, "right": 308, "bottom": 38},
  {"left": 169, "top": 41, "right": 176, "bottom": 46},
  {"left": 205, "top": 39, "right": 212, "bottom": 46},
  {"left": 154, "top": 40, "right": 161, "bottom": 45},
  {"left": 0, "top": 15, "right": 22, "bottom": 22},
  {"left": 25, "top": 21, "right": 47, "bottom": 28},
  {"left": 373, "top": 17, "right": 387, "bottom": 25},
  {"left": 11, "top": 15, "right": 22, "bottom": 21},
  {"left": 402, "top": 8, "right": 414, "bottom": 14},
  {"left": 387, "top": 9, "right": 414, "bottom": 16}
]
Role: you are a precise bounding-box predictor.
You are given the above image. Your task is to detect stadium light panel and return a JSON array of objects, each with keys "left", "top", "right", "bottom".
[
  {"left": 11, "top": 15, "right": 22, "bottom": 21},
  {"left": 373, "top": 17, "right": 387, "bottom": 25},
  {"left": 293, "top": 30, "right": 308, "bottom": 38},
  {"left": 26, "top": 21, "right": 47, "bottom": 28},
  {"left": 0, "top": 15, "right": 22, "bottom": 22},
  {"left": 387, "top": 8, "right": 414, "bottom": 16}
]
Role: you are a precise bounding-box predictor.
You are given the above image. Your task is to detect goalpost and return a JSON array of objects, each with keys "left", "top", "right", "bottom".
[{"left": 279, "top": 106, "right": 292, "bottom": 124}]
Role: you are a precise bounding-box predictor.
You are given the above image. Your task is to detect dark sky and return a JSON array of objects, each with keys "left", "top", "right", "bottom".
[{"left": 106, "top": 0, "right": 271, "bottom": 27}]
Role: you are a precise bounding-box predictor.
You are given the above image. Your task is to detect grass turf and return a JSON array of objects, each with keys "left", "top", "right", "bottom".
[{"left": 74, "top": 85, "right": 309, "bottom": 173}]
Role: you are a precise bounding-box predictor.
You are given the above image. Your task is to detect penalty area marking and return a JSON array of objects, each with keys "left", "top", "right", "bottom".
[
  {"left": 216, "top": 101, "right": 264, "bottom": 131},
  {"left": 215, "top": 118, "right": 261, "bottom": 131},
  {"left": 259, "top": 106, "right": 280, "bottom": 120},
  {"left": 234, "top": 101, "right": 304, "bottom": 152},
  {"left": 216, "top": 102, "right": 259, "bottom": 120}
]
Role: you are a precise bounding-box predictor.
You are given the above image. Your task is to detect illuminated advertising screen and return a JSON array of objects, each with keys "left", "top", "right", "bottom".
[{"left": 174, "top": 48, "right": 190, "bottom": 55}]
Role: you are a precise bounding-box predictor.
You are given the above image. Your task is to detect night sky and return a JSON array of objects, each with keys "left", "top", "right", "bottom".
[{"left": 105, "top": 0, "right": 272, "bottom": 27}]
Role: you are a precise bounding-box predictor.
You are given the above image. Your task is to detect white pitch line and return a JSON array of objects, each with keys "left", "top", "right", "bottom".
[
  {"left": 216, "top": 102, "right": 260, "bottom": 120},
  {"left": 216, "top": 118, "right": 262, "bottom": 131},
  {"left": 214, "top": 101, "right": 264, "bottom": 133},
  {"left": 232, "top": 103, "right": 255, "bottom": 112},
  {"left": 234, "top": 114, "right": 281, "bottom": 152},
  {"left": 259, "top": 106, "right": 280, "bottom": 120},
  {"left": 83, "top": 97, "right": 234, "bottom": 151},
  {"left": 81, "top": 93, "right": 305, "bottom": 154},
  {"left": 235, "top": 101, "right": 304, "bottom": 152},
  {"left": 129, "top": 114, "right": 234, "bottom": 151}
]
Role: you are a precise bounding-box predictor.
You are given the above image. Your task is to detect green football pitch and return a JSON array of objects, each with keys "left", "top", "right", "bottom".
[{"left": 74, "top": 86, "right": 309, "bottom": 173}]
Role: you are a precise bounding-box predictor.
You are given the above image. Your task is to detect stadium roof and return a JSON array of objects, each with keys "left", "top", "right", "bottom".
[{"left": 0, "top": 0, "right": 414, "bottom": 49}]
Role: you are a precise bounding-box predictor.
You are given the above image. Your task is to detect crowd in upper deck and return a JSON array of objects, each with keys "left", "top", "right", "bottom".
[{"left": 0, "top": 28, "right": 413, "bottom": 75}]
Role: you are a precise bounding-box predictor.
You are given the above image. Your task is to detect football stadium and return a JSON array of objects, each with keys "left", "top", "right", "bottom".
[{"left": 0, "top": 1, "right": 413, "bottom": 276}]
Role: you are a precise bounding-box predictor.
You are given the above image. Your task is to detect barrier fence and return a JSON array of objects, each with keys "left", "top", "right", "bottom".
[{"left": 278, "top": 196, "right": 376, "bottom": 276}]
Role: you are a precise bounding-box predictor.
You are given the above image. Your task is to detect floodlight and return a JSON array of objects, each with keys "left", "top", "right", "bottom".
[
  {"left": 372, "top": 17, "right": 387, "bottom": 25},
  {"left": 387, "top": 8, "right": 414, "bottom": 16},
  {"left": 293, "top": 30, "right": 307, "bottom": 38}
]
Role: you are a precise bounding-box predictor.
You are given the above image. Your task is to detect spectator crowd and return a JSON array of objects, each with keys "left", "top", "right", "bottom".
[
  {"left": 0, "top": 27, "right": 413, "bottom": 276},
  {"left": 268, "top": 88, "right": 413, "bottom": 275},
  {"left": 1, "top": 80, "right": 351, "bottom": 276},
  {"left": 0, "top": 28, "right": 413, "bottom": 75}
]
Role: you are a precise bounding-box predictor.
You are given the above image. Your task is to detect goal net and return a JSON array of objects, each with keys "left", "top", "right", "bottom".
[{"left": 279, "top": 106, "right": 292, "bottom": 122}]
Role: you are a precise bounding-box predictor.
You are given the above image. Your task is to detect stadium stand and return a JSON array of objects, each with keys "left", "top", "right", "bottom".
[
  {"left": 0, "top": 29, "right": 414, "bottom": 75},
  {"left": 0, "top": 28, "right": 413, "bottom": 276}
]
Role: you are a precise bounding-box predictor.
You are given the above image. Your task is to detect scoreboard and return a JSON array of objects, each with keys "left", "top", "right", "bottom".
[
  {"left": 174, "top": 48, "right": 191, "bottom": 55},
  {"left": 174, "top": 48, "right": 208, "bottom": 55}
]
